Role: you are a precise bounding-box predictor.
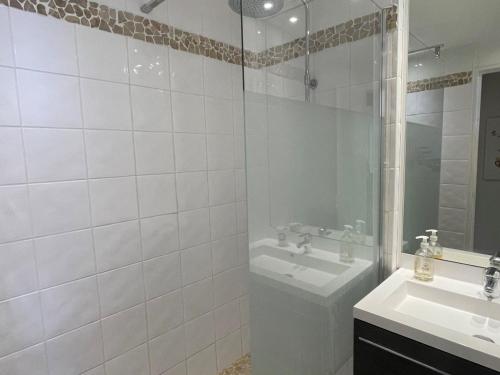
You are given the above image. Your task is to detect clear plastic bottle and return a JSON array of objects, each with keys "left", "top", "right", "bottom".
[
  {"left": 414, "top": 236, "right": 434, "bottom": 281},
  {"left": 340, "top": 225, "right": 354, "bottom": 263},
  {"left": 426, "top": 229, "right": 443, "bottom": 259},
  {"left": 354, "top": 220, "right": 366, "bottom": 245}
]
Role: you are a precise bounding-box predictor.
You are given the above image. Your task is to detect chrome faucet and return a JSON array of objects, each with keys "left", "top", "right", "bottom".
[
  {"left": 484, "top": 252, "right": 500, "bottom": 300},
  {"left": 297, "top": 233, "right": 312, "bottom": 254}
]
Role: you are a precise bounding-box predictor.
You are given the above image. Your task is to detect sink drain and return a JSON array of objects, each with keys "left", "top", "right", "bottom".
[{"left": 473, "top": 334, "right": 495, "bottom": 343}]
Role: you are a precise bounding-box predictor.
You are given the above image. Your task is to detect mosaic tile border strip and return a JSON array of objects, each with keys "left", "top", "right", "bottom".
[
  {"left": 1, "top": 0, "right": 396, "bottom": 69},
  {"left": 407, "top": 71, "right": 473, "bottom": 93},
  {"left": 250, "top": 6, "right": 397, "bottom": 69},
  {"left": 219, "top": 354, "right": 251, "bottom": 375}
]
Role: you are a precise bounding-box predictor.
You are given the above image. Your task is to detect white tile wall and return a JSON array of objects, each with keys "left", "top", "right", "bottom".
[{"left": 0, "top": 6, "right": 248, "bottom": 375}]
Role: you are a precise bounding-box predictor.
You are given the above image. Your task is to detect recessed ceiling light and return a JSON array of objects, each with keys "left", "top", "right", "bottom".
[
  {"left": 257, "top": 30, "right": 262, "bottom": 34},
  {"left": 263, "top": 2, "right": 274, "bottom": 10},
  {"left": 289, "top": 16, "right": 299, "bottom": 23}
]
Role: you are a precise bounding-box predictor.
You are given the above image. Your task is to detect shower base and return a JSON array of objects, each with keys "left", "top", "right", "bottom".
[{"left": 219, "top": 355, "right": 352, "bottom": 375}]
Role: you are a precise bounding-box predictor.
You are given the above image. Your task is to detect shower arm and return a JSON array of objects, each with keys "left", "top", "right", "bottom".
[{"left": 301, "top": 0, "right": 312, "bottom": 102}]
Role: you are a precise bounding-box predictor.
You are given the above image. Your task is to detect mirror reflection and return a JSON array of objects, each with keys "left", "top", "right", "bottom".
[{"left": 403, "top": 0, "right": 500, "bottom": 262}]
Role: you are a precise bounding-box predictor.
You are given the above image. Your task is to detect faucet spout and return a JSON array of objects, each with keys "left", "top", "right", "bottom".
[
  {"left": 484, "top": 252, "right": 500, "bottom": 299},
  {"left": 296, "top": 233, "right": 312, "bottom": 254}
]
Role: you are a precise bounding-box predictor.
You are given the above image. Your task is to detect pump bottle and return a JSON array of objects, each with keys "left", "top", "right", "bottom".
[
  {"left": 426, "top": 229, "right": 443, "bottom": 259},
  {"left": 414, "top": 235, "right": 434, "bottom": 281}
]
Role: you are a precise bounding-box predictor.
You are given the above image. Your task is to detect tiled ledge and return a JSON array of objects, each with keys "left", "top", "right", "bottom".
[
  {"left": 219, "top": 354, "right": 251, "bottom": 375},
  {"left": 407, "top": 71, "right": 472, "bottom": 93},
  {"left": 2, "top": 0, "right": 397, "bottom": 69}
]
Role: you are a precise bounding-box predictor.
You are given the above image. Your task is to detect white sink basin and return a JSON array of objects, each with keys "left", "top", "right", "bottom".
[
  {"left": 250, "top": 239, "right": 372, "bottom": 303},
  {"left": 355, "top": 268, "right": 500, "bottom": 371},
  {"left": 386, "top": 281, "right": 500, "bottom": 345}
]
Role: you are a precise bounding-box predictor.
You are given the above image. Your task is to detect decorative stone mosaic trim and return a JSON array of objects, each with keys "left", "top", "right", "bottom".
[
  {"left": 407, "top": 71, "right": 473, "bottom": 93},
  {"left": 2, "top": 0, "right": 396, "bottom": 69},
  {"left": 247, "top": 6, "right": 397, "bottom": 69},
  {"left": 219, "top": 354, "right": 251, "bottom": 375}
]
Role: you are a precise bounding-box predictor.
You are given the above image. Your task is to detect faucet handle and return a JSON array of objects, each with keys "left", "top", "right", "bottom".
[{"left": 490, "top": 252, "right": 500, "bottom": 267}]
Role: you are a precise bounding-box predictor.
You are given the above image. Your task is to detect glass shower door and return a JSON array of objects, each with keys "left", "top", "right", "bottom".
[{"left": 240, "top": 0, "right": 384, "bottom": 374}]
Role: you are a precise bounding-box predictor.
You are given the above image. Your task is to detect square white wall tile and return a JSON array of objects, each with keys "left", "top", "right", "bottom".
[
  {"left": 187, "top": 345, "right": 217, "bottom": 375},
  {"left": 0, "top": 7, "right": 14, "bottom": 67},
  {"left": 167, "top": 0, "right": 203, "bottom": 35},
  {"left": 205, "top": 97, "right": 233, "bottom": 135},
  {"left": 140, "top": 214, "right": 179, "bottom": 259},
  {"left": 128, "top": 39, "right": 170, "bottom": 89},
  {"left": 183, "top": 278, "right": 214, "bottom": 321},
  {"left": 17, "top": 69, "right": 82, "bottom": 128},
  {"left": 171, "top": 92, "right": 205, "bottom": 134},
  {"left": 213, "top": 268, "right": 241, "bottom": 307},
  {"left": 85, "top": 130, "right": 135, "bottom": 178},
  {"left": 441, "top": 135, "right": 471, "bottom": 161},
  {"left": 178, "top": 208, "right": 211, "bottom": 249},
  {"left": 181, "top": 244, "right": 212, "bottom": 286},
  {"left": 29, "top": 180, "right": 91, "bottom": 236},
  {"left": 207, "top": 135, "right": 234, "bottom": 170},
  {"left": 89, "top": 177, "right": 138, "bottom": 226},
  {"left": 80, "top": 79, "right": 132, "bottom": 130},
  {"left": 210, "top": 203, "right": 237, "bottom": 240},
  {"left": 93, "top": 220, "right": 141, "bottom": 272},
  {"left": 24, "top": 128, "right": 86, "bottom": 182},
  {"left": 105, "top": 344, "right": 149, "bottom": 375},
  {"left": 0, "top": 185, "right": 32, "bottom": 243},
  {"left": 214, "top": 300, "right": 240, "bottom": 339},
  {"left": 0, "top": 67, "right": 20, "bottom": 126},
  {"left": 174, "top": 133, "right": 207, "bottom": 172},
  {"left": 0, "top": 343, "right": 48, "bottom": 375},
  {"left": 208, "top": 170, "right": 235, "bottom": 206},
  {"left": 76, "top": 26, "right": 128, "bottom": 83},
  {"left": 0, "top": 240, "right": 37, "bottom": 301},
  {"left": 149, "top": 326, "right": 185, "bottom": 375},
  {"left": 204, "top": 58, "right": 232, "bottom": 99},
  {"left": 0, "top": 293, "right": 44, "bottom": 357},
  {"left": 137, "top": 174, "right": 177, "bottom": 217},
  {"left": 10, "top": 10, "right": 78, "bottom": 75},
  {"left": 443, "top": 110, "right": 473, "bottom": 136},
  {"left": 101, "top": 304, "right": 147, "bottom": 360},
  {"left": 169, "top": 49, "right": 204, "bottom": 95},
  {"left": 176, "top": 172, "right": 209, "bottom": 212},
  {"left": 0, "top": 127, "right": 26, "bottom": 184},
  {"left": 35, "top": 229, "right": 95, "bottom": 288},
  {"left": 134, "top": 132, "right": 174, "bottom": 174},
  {"left": 216, "top": 330, "right": 242, "bottom": 371},
  {"left": 444, "top": 84, "right": 473, "bottom": 112},
  {"left": 439, "top": 184, "right": 467, "bottom": 209},
  {"left": 439, "top": 207, "right": 466, "bottom": 233},
  {"left": 440, "top": 160, "right": 470, "bottom": 185},
  {"left": 147, "top": 290, "right": 183, "bottom": 339},
  {"left": 40, "top": 276, "right": 99, "bottom": 338},
  {"left": 45, "top": 322, "right": 103, "bottom": 375},
  {"left": 143, "top": 252, "right": 181, "bottom": 299},
  {"left": 184, "top": 312, "right": 215, "bottom": 356},
  {"left": 98, "top": 263, "right": 145, "bottom": 317},
  {"left": 131, "top": 85, "right": 173, "bottom": 132},
  {"left": 211, "top": 236, "right": 238, "bottom": 275}
]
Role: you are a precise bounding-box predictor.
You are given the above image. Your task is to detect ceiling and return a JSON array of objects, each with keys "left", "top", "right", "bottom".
[{"left": 410, "top": 0, "right": 500, "bottom": 50}]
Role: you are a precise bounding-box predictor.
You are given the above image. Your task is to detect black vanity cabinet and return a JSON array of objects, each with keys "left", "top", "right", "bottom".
[{"left": 354, "top": 319, "right": 499, "bottom": 375}]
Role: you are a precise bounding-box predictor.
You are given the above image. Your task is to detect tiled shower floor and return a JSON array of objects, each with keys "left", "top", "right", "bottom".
[{"left": 219, "top": 355, "right": 251, "bottom": 375}]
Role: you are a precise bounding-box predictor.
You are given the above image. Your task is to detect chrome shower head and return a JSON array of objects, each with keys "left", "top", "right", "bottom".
[{"left": 228, "top": 0, "right": 285, "bottom": 18}]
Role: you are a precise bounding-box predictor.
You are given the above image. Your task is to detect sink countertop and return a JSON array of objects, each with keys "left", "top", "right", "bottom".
[{"left": 354, "top": 268, "right": 500, "bottom": 371}]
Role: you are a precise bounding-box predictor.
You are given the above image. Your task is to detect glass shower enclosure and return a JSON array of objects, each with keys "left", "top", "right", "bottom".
[{"left": 239, "top": 0, "right": 384, "bottom": 374}]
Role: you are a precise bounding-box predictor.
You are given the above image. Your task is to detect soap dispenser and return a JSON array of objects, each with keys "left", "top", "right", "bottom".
[
  {"left": 414, "top": 236, "right": 434, "bottom": 281},
  {"left": 340, "top": 225, "right": 354, "bottom": 263},
  {"left": 426, "top": 229, "right": 443, "bottom": 259},
  {"left": 354, "top": 220, "right": 366, "bottom": 245}
]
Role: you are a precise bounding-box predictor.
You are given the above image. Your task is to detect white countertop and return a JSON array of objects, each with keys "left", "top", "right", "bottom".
[{"left": 354, "top": 268, "right": 500, "bottom": 371}]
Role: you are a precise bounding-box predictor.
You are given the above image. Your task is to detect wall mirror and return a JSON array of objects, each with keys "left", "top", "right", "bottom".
[{"left": 403, "top": 0, "right": 500, "bottom": 266}]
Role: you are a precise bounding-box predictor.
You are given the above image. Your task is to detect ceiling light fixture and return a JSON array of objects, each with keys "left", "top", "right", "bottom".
[
  {"left": 263, "top": 2, "right": 274, "bottom": 10},
  {"left": 289, "top": 16, "right": 299, "bottom": 23}
]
